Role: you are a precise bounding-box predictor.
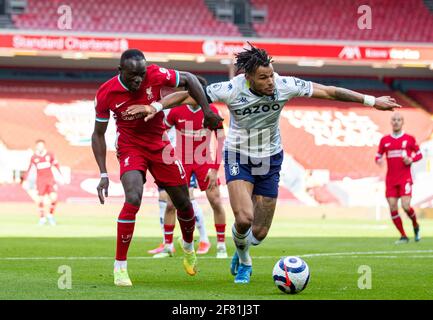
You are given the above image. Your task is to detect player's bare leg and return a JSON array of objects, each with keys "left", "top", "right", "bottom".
[
  {"left": 228, "top": 180, "right": 254, "bottom": 282},
  {"left": 251, "top": 195, "right": 277, "bottom": 243},
  {"left": 401, "top": 196, "right": 420, "bottom": 242},
  {"left": 191, "top": 188, "right": 210, "bottom": 254},
  {"left": 205, "top": 186, "right": 227, "bottom": 258},
  {"left": 47, "top": 192, "right": 58, "bottom": 226},
  {"left": 165, "top": 185, "right": 198, "bottom": 276},
  {"left": 148, "top": 189, "right": 169, "bottom": 254},
  {"left": 387, "top": 197, "right": 409, "bottom": 244},
  {"left": 113, "top": 170, "right": 144, "bottom": 286},
  {"left": 153, "top": 194, "right": 177, "bottom": 258}
]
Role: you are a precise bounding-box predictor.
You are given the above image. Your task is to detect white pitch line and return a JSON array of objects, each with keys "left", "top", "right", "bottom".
[
  {"left": 299, "top": 249, "right": 433, "bottom": 258},
  {"left": 1, "top": 250, "right": 433, "bottom": 261}
]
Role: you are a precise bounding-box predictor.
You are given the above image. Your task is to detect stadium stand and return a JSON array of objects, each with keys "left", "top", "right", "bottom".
[
  {"left": 391, "top": 79, "right": 433, "bottom": 114},
  {"left": 11, "top": 0, "right": 241, "bottom": 36},
  {"left": 1, "top": 78, "right": 432, "bottom": 203},
  {"left": 8, "top": 0, "right": 433, "bottom": 41},
  {"left": 251, "top": 0, "right": 433, "bottom": 42},
  {"left": 406, "top": 91, "right": 433, "bottom": 113}
]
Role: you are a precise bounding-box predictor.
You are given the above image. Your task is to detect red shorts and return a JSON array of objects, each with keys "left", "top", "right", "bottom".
[
  {"left": 386, "top": 180, "right": 412, "bottom": 198},
  {"left": 37, "top": 182, "right": 57, "bottom": 196},
  {"left": 117, "top": 144, "right": 187, "bottom": 187},
  {"left": 183, "top": 163, "right": 220, "bottom": 191}
]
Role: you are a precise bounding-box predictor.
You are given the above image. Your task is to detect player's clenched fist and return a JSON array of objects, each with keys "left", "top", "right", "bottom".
[{"left": 203, "top": 109, "right": 224, "bottom": 130}]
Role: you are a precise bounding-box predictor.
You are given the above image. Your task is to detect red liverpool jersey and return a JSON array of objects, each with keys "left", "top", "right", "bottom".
[
  {"left": 25, "top": 151, "right": 59, "bottom": 184},
  {"left": 164, "top": 104, "right": 223, "bottom": 168},
  {"left": 376, "top": 132, "right": 422, "bottom": 185},
  {"left": 94, "top": 64, "right": 179, "bottom": 151}
]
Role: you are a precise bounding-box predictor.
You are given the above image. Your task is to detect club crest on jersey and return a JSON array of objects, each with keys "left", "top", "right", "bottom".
[
  {"left": 146, "top": 87, "right": 153, "bottom": 100},
  {"left": 229, "top": 163, "right": 240, "bottom": 176},
  {"left": 124, "top": 156, "right": 130, "bottom": 167},
  {"left": 402, "top": 140, "right": 407, "bottom": 148}
]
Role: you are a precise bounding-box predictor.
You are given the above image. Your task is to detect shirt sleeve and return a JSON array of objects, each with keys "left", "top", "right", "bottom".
[
  {"left": 164, "top": 109, "right": 175, "bottom": 128},
  {"left": 205, "top": 81, "right": 235, "bottom": 105},
  {"left": 156, "top": 67, "right": 180, "bottom": 88},
  {"left": 277, "top": 75, "right": 314, "bottom": 100},
  {"left": 410, "top": 137, "right": 423, "bottom": 162},
  {"left": 50, "top": 152, "right": 61, "bottom": 170},
  {"left": 94, "top": 89, "right": 110, "bottom": 122}
]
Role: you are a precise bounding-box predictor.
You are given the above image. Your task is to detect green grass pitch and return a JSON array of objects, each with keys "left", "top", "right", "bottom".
[{"left": 1, "top": 203, "right": 432, "bottom": 300}]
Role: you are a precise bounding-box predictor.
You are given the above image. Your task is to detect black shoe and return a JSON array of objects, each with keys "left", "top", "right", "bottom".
[
  {"left": 395, "top": 236, "right": 409, "bottom": 244},
  {"left": 414, "top": 226, "right": 421, "bottom": 242}
]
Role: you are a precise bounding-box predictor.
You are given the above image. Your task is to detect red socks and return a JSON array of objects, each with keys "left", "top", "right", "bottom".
[
  {"left": 49, "top": 200, "right": 57, "bottom": 215},
  {"left": 116, "top": 202, "right": 140, "bottom": 261},
  {"left": 391, "top": 210, "right": 407, "bottom": 237},
  {"left": 215, "top": 224, "right": 226, "bottom": 243},
  {"left": 38, "top": 202, "right": 44, "bottom": 217},
  {"left": 406, "top": 207, "right": 419, "bottom": 228},
  {"left": 164, "top": 224, "right": 175, "bottom": 245},
  {"left": 176, "top": 204, "right": 195, "bottom": 243}
]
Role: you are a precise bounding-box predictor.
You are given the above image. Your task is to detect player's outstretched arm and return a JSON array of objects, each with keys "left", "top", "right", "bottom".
[
  {"left": 311, "top": 83, "right": 401, "bottom": 111},
  {"left": 178, "top": 72, "right": 223, "bottom": 128},
  {"left": 158, "top": 90, "right": 196, "bottom": 109},
  {"left": 126, "top": 91, "right": 195, "bottom": 121},
  {"left": 91, "top": 121, "right": 109, "bottom": 204},
  {"left": 21, "top": 160, "right": 34, "bottom": 189}
]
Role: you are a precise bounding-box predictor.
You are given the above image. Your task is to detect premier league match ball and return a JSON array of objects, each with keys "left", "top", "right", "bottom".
[{"left": 272, "top": 256, "right": 310, "bottom": 294}]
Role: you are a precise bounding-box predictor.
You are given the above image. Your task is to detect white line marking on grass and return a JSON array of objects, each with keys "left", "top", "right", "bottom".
[
  {"left": 1, "top": 250, "right": 433, "bottom": 261},
  {"left": 299, "top": 249, "right": 433, "bottom": 258}
]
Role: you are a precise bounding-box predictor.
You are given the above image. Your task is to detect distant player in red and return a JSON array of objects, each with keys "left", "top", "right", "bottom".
[
  {"left": 376, "top": 113, "right": 422, "bottom": 244},
  {"left": 163, "top": 102, "right": 227, "bottom": 257},
  {"left": 22, "top": 139, "right": 62, "bottom": 226},
  {"left": 91, "top": 49, "right": 222, "bottom": 286}
]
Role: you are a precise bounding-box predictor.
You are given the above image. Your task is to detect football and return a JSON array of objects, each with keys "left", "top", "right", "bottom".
[{"left": 272, "top": 256, "right": 310, "bottom": 294}]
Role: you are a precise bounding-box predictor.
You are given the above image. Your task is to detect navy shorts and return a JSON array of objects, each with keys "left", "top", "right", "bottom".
[
  {"left": 158, "top": 173, "right": 198, "bottom": 192},
  {"left": 224, "top": 150, "right": 283, "bottom": 198}
]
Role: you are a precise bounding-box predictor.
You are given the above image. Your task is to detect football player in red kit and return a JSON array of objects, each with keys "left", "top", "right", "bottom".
[
  {"left": 22, "top": 139, "right": 62, "bottom": 226},
  {"left": 91, "top": 49, "right": 222, "bottom": 286},
  {"left": 163, "top": 103, "right": 227, "bottom": 257},
  {"left": 376, "top": 113, "right": 422, "bottom": 244}
]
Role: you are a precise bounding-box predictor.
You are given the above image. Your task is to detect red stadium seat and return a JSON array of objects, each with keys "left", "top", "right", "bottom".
[
  {"left": 250, "top": 0, "right": 433, "bottom": 42},
  {"left": 406, "top": 91, "right": 433, "bottom": 114},
  {"left": 11, "top": 0, "right": 242, "bottom": 37}
]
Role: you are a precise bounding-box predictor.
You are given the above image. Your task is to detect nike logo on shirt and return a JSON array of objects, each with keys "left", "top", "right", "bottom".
[{"left": 115, "top": 101, "right": 127, "bottom": 109}]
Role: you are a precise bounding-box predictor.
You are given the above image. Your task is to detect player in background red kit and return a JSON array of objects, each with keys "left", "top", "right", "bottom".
[
  {"left": 376, "top": 113, "right": 423, "bottom": 244},
  {"left": 91, "top": 49, "right": 222, "bottom": 286},
  {"left": 22, "top": 139, "right": 63, "bottom": 226},
  {"left": 163, "top": 102, "right": 227, "bottom": 257}
]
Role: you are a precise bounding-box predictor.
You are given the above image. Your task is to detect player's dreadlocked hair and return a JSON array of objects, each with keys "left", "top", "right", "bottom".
[{"left": 234, "top": 42, "right": 273, "bottom": 74}]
